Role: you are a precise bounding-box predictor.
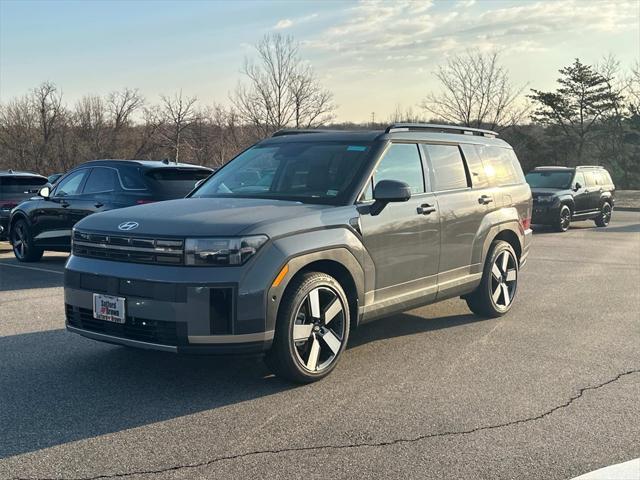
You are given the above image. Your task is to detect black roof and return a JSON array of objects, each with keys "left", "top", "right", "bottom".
[
  {"left": 78, "top": 159, "right": 212, "bottom": 170},
  {"left": 0, "top": 170, "right": 46, "bottom": 178}
]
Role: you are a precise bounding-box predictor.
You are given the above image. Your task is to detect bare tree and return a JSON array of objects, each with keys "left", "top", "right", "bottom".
[
  {"left": 231, "top": 33, "right": 335, "bottom": 137},
  {"left": 107, "top": 88, "right": 144, "bottom": 156},
  {"left": 158, "top": 91, "right": 198, "bottom": 162},
  {"left": 31, "top": 82, "right": 64, "bottom": 170},
  {"left": 421, "top": 51, "right": 528, "bottom": 131},
  {"left": 74, "top": 94, "right": 107, "bottom": 158}
]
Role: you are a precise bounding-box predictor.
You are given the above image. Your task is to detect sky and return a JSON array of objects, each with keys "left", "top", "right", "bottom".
[{"left": 0, "top": 0, "right": 638, "bottom": 123}]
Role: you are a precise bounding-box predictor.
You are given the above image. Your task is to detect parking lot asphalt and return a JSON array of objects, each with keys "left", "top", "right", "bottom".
[{"left": 0, "top": 211, "right": 639, "bottom": 480}]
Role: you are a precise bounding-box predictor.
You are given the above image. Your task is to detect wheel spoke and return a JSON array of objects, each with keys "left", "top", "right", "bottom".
[
  {"left": 505, "top": 269, "right": 517, "bottom": 282},
  {"left": 491, "top": 263, "right": 502, "bottom": 281},
  {"left": 492, "top": 285, "right": 502, "bottom": 304},
  {"left": 306, "top": 336, "right": 320, "bottom": 371},
  {"left": 500, "top": 251, "right": 509, "bottom": 273},
  {"left": 320, "top": 329, "right": 341, "bottom": 355},
  {"left": 293, "top": 324, "right": 313, "bottom": 342},
  {"left": 323, "top": 298, "right": 342, "bottom": 326},
  {"left": 501, "top": 283, "right": 510, "bottom": 306},
  {"left": 308, "top": 288, "right": 321, "bottom": 319}
]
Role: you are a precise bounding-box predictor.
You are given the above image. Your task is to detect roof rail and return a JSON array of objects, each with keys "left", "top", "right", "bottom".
[
  {"left": 575, "top": 165, "right": 604, "bottom": 169},
  {"left": 272, "top": 129, "right": 335, "bottom": 137},
  {"left": 385, "top": 123, "right": 499, "bottom": 138}
]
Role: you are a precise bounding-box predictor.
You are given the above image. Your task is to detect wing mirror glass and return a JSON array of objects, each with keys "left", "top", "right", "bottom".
[
  {"left": 573, "top": 182, "right": 582, "bottom": 191},
  {"left": 370, "top": 180, "right": 412, "bottom": 215},
  {"left": 38, "top": 186, "right": 51, "bottom": 199}
]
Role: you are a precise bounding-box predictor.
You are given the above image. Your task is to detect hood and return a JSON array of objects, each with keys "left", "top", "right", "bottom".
[{"left": 75, "top": 197, "right": 339, "bottom": 237}]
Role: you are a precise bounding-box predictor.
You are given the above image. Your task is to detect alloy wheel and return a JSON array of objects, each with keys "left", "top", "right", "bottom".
[
  {"left": 601, "top": 204, "right": 611, "bottom": 225},
  {"left": 12, "top": 223, "right": 27, "bottom": 260},
  {"left": 560, "top": 208, "right": 571, "bottom": 231},
  {"left": 292, "top": 286, "right": 346, "bottom": 373},
  {"left": 490, "top": 251, "right": 517, "bottom": 309}
]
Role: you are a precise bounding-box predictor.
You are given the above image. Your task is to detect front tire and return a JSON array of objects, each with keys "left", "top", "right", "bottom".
[
  {"left": 554, "top": 205, "right": 572, "bottom": 232},
  {"left": 594, "top": 202, "right": 612, "bottom": 227},
  {"left": 266, "top": 272, "right": 350, "bottom": 383},
  {"left": 10, "top": 219, "right": 43, "bottom": 262},
  {"left": 465, "top": 240, "right": 519, "bottom": 318}
]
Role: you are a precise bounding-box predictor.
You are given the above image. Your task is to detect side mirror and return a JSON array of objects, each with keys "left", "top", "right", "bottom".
[
  {"left": 573, "top": 182, "right": 582, "bottom": 191},
  {"left": 370, "top": 180, "right": 412, "bottom": 215},
  {"left": 39, "top": 186, "right": 51, "bottom": 199}
]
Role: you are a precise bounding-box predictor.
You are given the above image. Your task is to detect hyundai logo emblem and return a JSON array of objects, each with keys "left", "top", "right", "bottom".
[{"left": 118, "top": 221, "right": 139, "bottom": 231}]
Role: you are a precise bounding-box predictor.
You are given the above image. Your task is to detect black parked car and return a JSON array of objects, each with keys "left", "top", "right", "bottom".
[
  {"left": 0, "top": 170, "right": 48, "bottom": 240},
  {"left": 8, "top": 160, "right": 212, "bottom": 261},
  {"left": 526, "top": 165, "right": 615, "bottom": 232}
]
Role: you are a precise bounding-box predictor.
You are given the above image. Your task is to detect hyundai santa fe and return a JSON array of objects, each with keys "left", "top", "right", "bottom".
[{"left": 64, "top": 124, "right": 533, "bottom": 382}]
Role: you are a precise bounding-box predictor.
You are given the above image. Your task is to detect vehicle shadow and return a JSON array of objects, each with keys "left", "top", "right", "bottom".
[
  {"left": 1, "top": 310, "right": 481, "bottom": 459},
  {"left": 348, "top": 311, "right": 480, "bottom": 348}
]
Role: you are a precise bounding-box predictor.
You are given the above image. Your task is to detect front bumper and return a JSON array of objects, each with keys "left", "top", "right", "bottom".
[
  {"left": 64, "top": 255, "right": 276, "bottom": 355},
  {"left": 531, "top": 204, "right": 559, "bottom": 225}
]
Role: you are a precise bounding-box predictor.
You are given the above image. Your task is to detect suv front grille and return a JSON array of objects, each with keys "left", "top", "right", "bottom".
[
  {"left": 66, "top": 304, "right": 180, "bottom": 346},
  {"left": 73, "top": 230, "right": 183, "bottom": 265}
]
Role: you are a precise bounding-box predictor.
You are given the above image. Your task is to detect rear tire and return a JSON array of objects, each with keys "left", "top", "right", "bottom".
[
  {"left": 265, "top": 271, "right": 350, "bottom": 383},
  {"left": 10, "top": 219, "right": 43, "bottom": 262},
  {"left": 465, "top": 240, "right": 519, "bottom": 318},
  {"left": 594, "top": 202, "right": 612, "bottom": 227},
  {"left": 554, "top": 205, "right": 572, "bottom": 232}
]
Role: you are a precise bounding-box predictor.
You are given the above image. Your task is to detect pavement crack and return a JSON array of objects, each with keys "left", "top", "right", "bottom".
[{"left": 15, "top": 368, "right": 640, "bottom": 480}]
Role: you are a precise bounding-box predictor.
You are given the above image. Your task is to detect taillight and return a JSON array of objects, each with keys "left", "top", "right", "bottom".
[
  {"left": 136, "top": 199, "right": 156, "bottom": 205},
  {"left": 520, "top": 217, "right": 531, "bottom": 230},
  {"left": 0, "top": 201, "right": 18, "bottom": 210}
]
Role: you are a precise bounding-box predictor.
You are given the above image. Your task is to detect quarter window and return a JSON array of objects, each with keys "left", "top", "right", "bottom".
[
  {"left": 478, "top": 146, "right": 524, "bottom": 186},
  {"left": 426, "top": 144, "right": 468, "bottom": 191},
  {"left": 84, "top": 168, "right": 118, "bottom": 194}
]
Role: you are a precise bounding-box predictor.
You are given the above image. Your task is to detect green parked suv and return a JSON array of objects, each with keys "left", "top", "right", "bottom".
[{"left": 65, "top": 124, "right": 532, "bottom": 382}]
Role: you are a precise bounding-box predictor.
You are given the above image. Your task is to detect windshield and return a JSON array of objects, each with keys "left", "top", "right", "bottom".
[
  {"left": 192, "top": 142, "right": 373, "bottom": 204},
  {"left": 525, "top": 171, "right": 573, "bottom": 189}
]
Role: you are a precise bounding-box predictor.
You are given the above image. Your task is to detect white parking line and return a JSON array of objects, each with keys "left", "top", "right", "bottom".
[
  {"left": 571, "top": 458, "right": 640, "bottom": 480},
  {"left": 0, "top": 263, "right": 64, "bottom": 275}
]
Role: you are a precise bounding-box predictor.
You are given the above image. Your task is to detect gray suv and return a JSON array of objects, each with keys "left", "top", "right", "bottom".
[{"left": 64, "top": 124, "right": 533, "bottom": 382}]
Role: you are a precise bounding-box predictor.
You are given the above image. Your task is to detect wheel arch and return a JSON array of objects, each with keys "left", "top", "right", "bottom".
[
  {"left": 266, "top": 247, "right": 365, "bottom": 332},
  {"left": 7, "top": 210, "right": 30, "bottom": 240}
]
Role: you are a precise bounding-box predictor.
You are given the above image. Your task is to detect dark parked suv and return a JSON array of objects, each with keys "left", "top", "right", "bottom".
[
  {"left": 527, "top": 166, "right": 615, "bottom": 232},
  {"left": 0, "top": 170, "right": 48, "bottom": 240},
  {"left": 9, "top": 160, "right": 211, "bottom": 261},
  {"left": 64, "top": 124, "right": 532, "bottom": 382}
]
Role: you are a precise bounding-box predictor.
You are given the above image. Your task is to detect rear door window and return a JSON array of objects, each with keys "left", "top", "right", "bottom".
[
  {"left": 146, "top": 168, "right": 211, "bottom": 198},
  {"left": 83, "top": 167, "right": 118, "bottom": 194},
  {"left": 583, "top": 171, "right": 597, "bottom": 187},
  {"left": 425, "top": 144, "right": 469, "bottom": 191}
]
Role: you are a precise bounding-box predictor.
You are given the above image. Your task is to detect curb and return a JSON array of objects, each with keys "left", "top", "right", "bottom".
[{"left": 615, "top": 207, "right": 640, "bottom": 212}]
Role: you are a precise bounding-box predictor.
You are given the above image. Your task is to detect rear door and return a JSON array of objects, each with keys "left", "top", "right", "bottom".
[
  {"left": 582, "top": 170, "right": 600, "bottom": 211},
  {"left": 423, "top": 143, "right": 487, "bottom": 293},
  {"left": 359, "top": 143, "right": 440, "bottom": 305},
  {"left": 72, "top": 166, "right": 121, "bottom": 223}
]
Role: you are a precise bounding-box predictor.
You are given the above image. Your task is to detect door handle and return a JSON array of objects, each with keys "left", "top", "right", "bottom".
[
  {"left": 94, "top": 202, "right": 104, "bottom": 208},
  {"left": 417, "top": 203, "right": 436, "bottom": 215},
  {"left": 478, "top": 195, "right": 493, "bottom": 205},
  {"left": 60, "top": 201, "right": 70, "bottom": 208}
]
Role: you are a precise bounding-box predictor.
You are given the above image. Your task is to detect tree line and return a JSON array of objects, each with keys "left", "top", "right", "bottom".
[{"left": 1, "top": 34, "right": 639, "bottom": 188}]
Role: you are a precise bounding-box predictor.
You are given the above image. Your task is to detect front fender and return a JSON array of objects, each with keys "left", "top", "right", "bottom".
[{"left": 262, "top": 227, "right": 367, "bottom": 331}]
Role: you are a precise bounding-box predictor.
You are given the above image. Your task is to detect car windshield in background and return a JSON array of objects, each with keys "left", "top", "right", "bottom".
[
  {"left": 526, "top": 171, "right": 573, "bottom": 189},
  {"left": 146, "top": 168, "right": 211, "bottom": 197},
  {"left": 192, "top": 142, "right": 373, "bottom": 204}
]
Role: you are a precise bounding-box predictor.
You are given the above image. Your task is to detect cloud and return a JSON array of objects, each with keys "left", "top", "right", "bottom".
[
  {"left": 274, "top": 19, "right": 293, "bottom": 30},
  {"left": 306, "top": 0, "right": 638, "bottom": 61},
  {"left": 273, "top": 13, "right": 318, "bottom": 30}
]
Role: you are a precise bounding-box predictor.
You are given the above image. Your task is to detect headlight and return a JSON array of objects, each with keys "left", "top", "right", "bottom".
[{"left": 184, "top": 235, "right": 268, "bottom": 266}]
